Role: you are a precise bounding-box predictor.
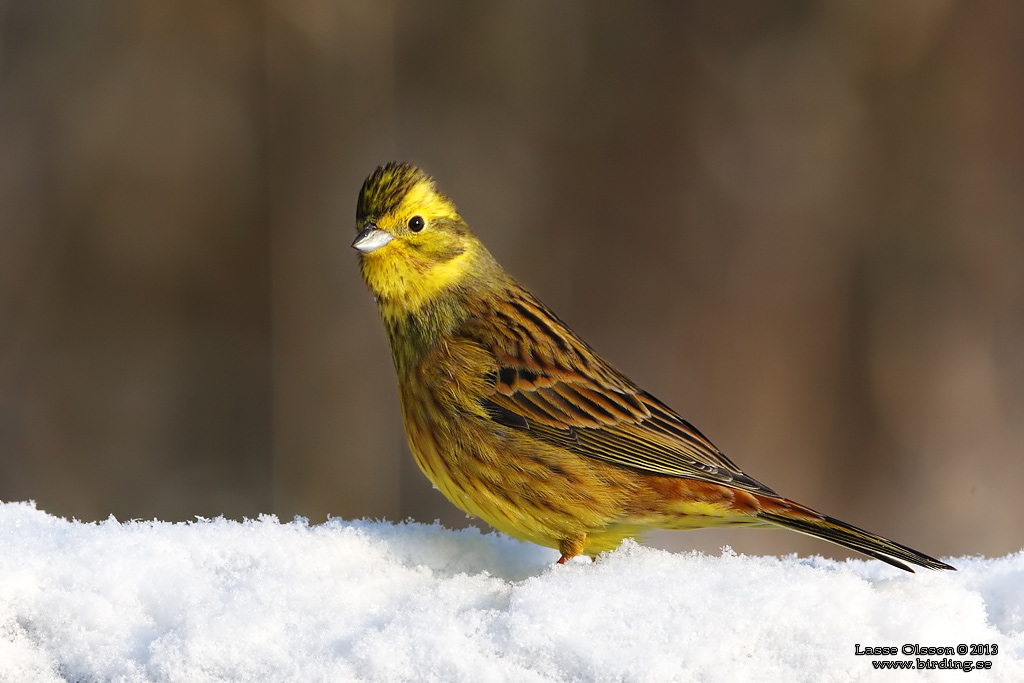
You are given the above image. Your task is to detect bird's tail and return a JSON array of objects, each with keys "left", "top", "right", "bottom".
[{"left": 755, "top": 495, "right": 955, "bottom": 573}]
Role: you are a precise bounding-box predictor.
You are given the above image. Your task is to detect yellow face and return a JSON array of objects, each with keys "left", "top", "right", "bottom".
[{"left": 353, "top": 163, "right": 482, "bottom": 316}]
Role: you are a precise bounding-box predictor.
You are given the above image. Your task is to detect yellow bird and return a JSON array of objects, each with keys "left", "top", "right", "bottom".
[{"left": 352, "top": 161, "right": 953, "bottom": 572}]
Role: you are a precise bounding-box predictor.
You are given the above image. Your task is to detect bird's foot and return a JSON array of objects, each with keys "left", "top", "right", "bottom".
[{"left": 556, "top": 535, "right": 587, "bottom": 565}]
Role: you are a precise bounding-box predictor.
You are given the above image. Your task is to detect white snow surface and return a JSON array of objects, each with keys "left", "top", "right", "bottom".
[{"left": 0, "top": 501, "right": 1021, "bottom": 683}]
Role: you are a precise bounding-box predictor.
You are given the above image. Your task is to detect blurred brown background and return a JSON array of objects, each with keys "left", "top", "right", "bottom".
[{"left": 1, "top": 1, "right": 1021, "bottom": 563}]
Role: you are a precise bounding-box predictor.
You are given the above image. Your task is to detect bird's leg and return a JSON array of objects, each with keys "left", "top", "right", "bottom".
[{"left": 557, "top": 535, "right": 586, "bottom": 564}]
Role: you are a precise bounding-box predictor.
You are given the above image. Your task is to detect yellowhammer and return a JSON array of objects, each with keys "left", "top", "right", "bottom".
[{"left": 352, "top": 161, "right": 953, "bottom": 572}]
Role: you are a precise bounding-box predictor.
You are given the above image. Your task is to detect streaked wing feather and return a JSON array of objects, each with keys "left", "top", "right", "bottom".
[{"left": 471, "top": 289, "right": 777, "bottom": 496}]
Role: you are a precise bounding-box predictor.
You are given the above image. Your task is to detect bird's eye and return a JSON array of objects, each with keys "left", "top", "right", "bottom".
[{"left": 408, "top": 215, "right": 425, "bottom": 232}]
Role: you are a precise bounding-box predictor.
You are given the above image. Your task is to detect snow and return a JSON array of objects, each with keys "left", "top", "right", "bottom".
[{"left": 0, "top": 501, "right": 1021, "bottom": 683}]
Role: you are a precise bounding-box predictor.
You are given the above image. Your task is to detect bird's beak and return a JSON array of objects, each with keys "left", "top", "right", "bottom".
[{"left": 351, "top": 226, "right": 394, "bottom": 254}]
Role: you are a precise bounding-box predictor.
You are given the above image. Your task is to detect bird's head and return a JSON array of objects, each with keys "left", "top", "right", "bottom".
[{"left": 353, "top": 162, "right": 493, "bottom": 314}]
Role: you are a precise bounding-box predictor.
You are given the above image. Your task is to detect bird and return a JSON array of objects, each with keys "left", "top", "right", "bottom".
[{"left": 351, "top": 161, "right": 954, "bottom": 573}]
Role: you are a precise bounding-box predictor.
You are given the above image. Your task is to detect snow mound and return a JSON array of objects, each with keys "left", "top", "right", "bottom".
[{"left": 0, "top": 501, "right": 1020, "bottom": 682}]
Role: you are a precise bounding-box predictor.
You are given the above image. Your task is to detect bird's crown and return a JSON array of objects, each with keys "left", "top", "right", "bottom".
[{"left": 356, "top": 162, "right": 458, "bottom": 226}]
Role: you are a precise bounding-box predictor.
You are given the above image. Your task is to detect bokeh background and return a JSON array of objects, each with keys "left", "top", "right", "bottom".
[{"left": 1, "top": 0, "right": 1022, "bottom": 563}]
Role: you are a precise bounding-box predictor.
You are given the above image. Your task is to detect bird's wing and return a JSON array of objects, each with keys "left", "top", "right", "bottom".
[{"left": 468, "top": 288, "right": 777, "bottom": 495}]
